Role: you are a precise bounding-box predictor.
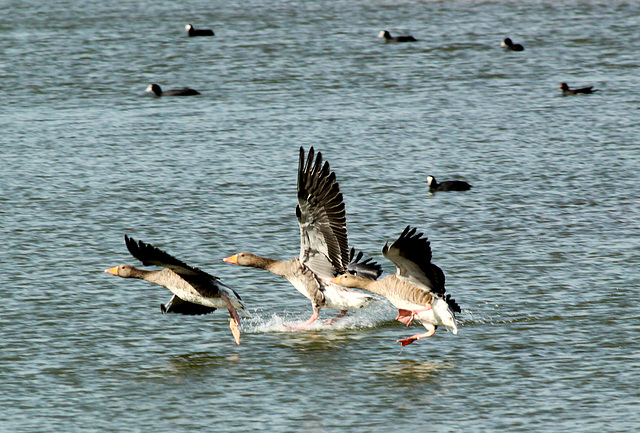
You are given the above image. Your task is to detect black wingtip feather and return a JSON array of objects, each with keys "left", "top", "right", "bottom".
[
  {"left": 348, "top": 247, "right": 384, "bottom": 280},
  {"left": 297, "top": 146, "right": 351, "bottom": 273},
  {"left": 445, "top": 294, "right": 462, "bottom": 314},
  {"left": 124, "top": 235, "right": 157, "bottom": 267},
  {"left": 124, "top": 234, "right": 141, "bottom": 260}
]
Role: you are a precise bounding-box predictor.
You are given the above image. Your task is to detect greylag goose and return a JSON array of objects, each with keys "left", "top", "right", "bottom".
[
  {"left": 185, "top": 24, "right": 214, "bottom": 37},
  {"left": 501, "top": 37, "right": 524, "bottom": 51},
  {"left": 224, "top": 147, "right": 380, "bottom": 329},
  {"left": 378, "top": 30, "right": 417, "bottom": 43},
  {"left": 332, "top": 226, "right": 461, "bottom": 346},
  {"left": 426, "top": 175, "right": 472, "bottom": 192},
  {"left": 560, "top": 83, "right": 598, "bottom": 95},
  {"left": 105, "top": 235, "right": 247, "bottom": 344},
  {"left": 146, "top": 83, "right": 200, "bottom": 97}
]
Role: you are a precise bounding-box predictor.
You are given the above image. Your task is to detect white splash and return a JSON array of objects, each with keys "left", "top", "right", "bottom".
[{"left": 240, "top": 301, "right": 396, "bottom": 334}]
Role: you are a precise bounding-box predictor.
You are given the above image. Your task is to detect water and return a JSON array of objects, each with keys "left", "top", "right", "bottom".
[{"left": 2, "top": 0, "right": 639, "bottom": 431}]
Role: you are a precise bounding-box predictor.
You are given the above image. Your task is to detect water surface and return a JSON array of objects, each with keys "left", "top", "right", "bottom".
[{"left": 2, "top": 0, "right": 639, "bottom": 432}]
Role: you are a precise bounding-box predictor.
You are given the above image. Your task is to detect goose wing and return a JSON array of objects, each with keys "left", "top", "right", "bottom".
[
  {"left": 161, "top": 294, "right": 218, "bottom": 315},
  {"left": 296, "top": 147, "right": 350, "bottom": 279},
  {"left": 347, "top": 247, "right": 383, "bottom": 280},
  {"left": 382, "top": 226, "right": 446, "bottom": 296},
  {"left": 124, "top": 235, "right": 224, "bottom": 293}
]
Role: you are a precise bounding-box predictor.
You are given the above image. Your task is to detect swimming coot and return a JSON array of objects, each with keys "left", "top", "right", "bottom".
[
  {"left": 185, "top": 24, "right": 214, "bottom": 37},
  {"left": 378, "top": 30, "right": 417, "bottom": 43},
  {"left": 501, "top": 38, "right": 524, "bottom": 51},
  {"left": 427, "top": 175, "right": 472, "bottom": 192},
  {"left": 146, "top": 83, "right": 200, "bottom": 97},
  {"left": 560, "top": 82, "right": 598, "bottom": 95}
]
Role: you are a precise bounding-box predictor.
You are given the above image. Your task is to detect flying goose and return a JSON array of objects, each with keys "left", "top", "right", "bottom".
[
  {"left": 223, "top": 147, "right": 380, "bottom": 329},
  {"left": 332, "top": 226, "right": 461, "bottom": 346},
  {"left": 105, "top": 235, "right": 247, "bottom": 344}
]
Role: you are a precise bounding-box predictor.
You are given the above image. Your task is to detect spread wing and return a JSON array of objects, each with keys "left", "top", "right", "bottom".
[
  {"left": 296, "top": 147, "right": 350, "bottom": 279},
  {"left": 382, "top": 226, "right": 446, "bottom": 296},
  {"left": 124, "top": 235, "right": 222, "bottom": 291},
  {"left": 347, "top": 248, "right": 383, "bottom": 280}
]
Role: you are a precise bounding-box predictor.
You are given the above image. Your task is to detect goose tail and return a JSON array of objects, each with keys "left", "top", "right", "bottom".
[{"left": 432, "top": 298, "right": 458, "bottom": 335}]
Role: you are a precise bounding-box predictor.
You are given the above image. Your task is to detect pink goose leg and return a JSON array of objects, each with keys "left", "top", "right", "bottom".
[
  {"left": 290, "top": 310, "right": 319, "bottom": 330},
  {"left": 395, "top": 305, "right": 432, "bottom": 326},
  {"left": 396, "top": 328, "right": 436, "bottom": 347},
  {"left": 323, "top": 310, "right": 348, "bottom": 325},
  {"left": 222, "top": 295, "right": 241, "bottom": 345}
]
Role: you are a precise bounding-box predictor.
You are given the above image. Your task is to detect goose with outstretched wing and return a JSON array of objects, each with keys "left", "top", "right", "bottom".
[
  {"left": 224, "top": 147, "right": 380, "bottom": 328},
  {"left": 105, "top": 235, "right": 247, "bottom": 344},
  {"left": 332, "top": 226, "right": 460, "bottom": 346}
]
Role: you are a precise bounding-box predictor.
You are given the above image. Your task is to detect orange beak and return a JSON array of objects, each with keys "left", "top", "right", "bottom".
[
  {"left": 223, "top": 254, "right": 238, "bottom": 264},
  {"left": 330, "top": 276, "right": 341, "bottom": 285},
  {"left": 105, "top": 266, "right": 119, "bottom": 275}
]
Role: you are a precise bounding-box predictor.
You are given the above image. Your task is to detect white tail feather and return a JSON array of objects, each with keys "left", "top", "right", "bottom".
[{"left": 432, "top": 298, "right": 458, "bottom": 334}]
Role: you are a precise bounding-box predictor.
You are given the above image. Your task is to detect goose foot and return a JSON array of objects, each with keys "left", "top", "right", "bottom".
[
  {"left": 396, "top": 329, "right": 436, "bottom": 347},
  {"left": 323, "top": 310, "right": 347, "bottom": 325},
  {"left": 222, "top": 295, "right": 241, "bottom": 345},
  {"left": 229, "top": 318, "right": 241, "bottom": 345},
  {"left": 289, "top": 311, "right": 319, "bottom": 330},
  {"left": 395, "top": 306, "right": 432, "bottom": 326}
]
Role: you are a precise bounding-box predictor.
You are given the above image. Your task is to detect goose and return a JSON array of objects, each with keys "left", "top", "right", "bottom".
[
  {"left": 332, "top": 226, "right": 461, "bottom": 346},
  {"left": 105, "top": 235, "right": 247, "bottom": 345},
  {"left": 378, "top": 30, "right": 417, "bottom": 43},
  {"left": 501, "top": 37, "right": 524, "bottom": 51},
  {"left": 426, "top": 175, "right": 472, "bottom": 192},
  {"left": 223, "top": 147, "right": 380, "bottom": 329},
  {"left": 185, "top": 24, "right": 214, "bottom": 37},
  {"left": 146, "top": 83, "right": 200, "bottom": 97},
  {"left": 560, "top": 82, "right": 598, "bottom": 95}
]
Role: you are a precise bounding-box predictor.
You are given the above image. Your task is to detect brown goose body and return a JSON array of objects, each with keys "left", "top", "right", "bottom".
[
  {"left": 107, "top": 266, "right": 245, "bottom": 312},
  {"left": 225, "top": 254, "right": 325, "bottom": 310},
  {"left": 223, "top": 253, "right": 376, "bottom": 323},
  {"left": 336, "top": 274, "right": 434, "bottom": 310},
  {"left": 224, "top": 147, "right": 379, "bottom": 328},
  {"left": 106, "top": 235, "right": 247, "bottom": 344}
]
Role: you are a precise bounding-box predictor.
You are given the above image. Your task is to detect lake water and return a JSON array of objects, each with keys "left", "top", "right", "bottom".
[{"left": 2, "top": 0, "right": 639, "bottom": 431}]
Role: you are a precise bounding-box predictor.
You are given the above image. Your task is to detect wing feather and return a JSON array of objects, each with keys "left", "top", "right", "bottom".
[
  {"left": 347, "top": 248, "right": 383, "bottom": 280},
  {"left": 297, "top": 147, "right": 350, "bottom": 279},
  {"left": 124, "top": 235, "right": 224, "bottom": 297},
  {"left": 161, "top": 294, "right": 218, "bottom": 315},
  {"left": 382, "top": 226, "right": 447, "bottom": 296}
]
